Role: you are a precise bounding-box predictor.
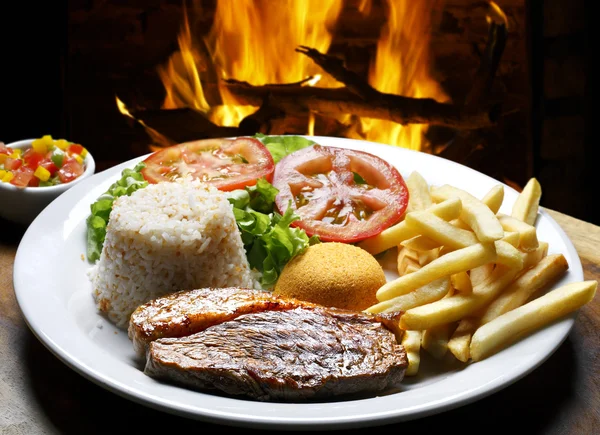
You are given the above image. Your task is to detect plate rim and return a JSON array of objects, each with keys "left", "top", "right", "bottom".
[{"left": 13, "top": 136, "right": 583, "bottom": 430}]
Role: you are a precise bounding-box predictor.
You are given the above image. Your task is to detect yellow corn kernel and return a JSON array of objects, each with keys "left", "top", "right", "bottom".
[
  {"left": 34, "top": 165, "right": 51, "bottom": 182},
  {"left": 80, "top": 147, "right": 88, "bottom": 158},
  {"left": 55, "top": 139, "right": 69, "bottom": 150},
  {"left": 2, "top": 171, "right": 14, "bottom": 183},
  {"left": 73, "top": 154, "right": 83, "bottom": 165},
  {"left": 0, "top": 154, "right": 7, "bottom": 164},
  {"left": 10, "top": 149, "right": 22, "bottom": 158}
]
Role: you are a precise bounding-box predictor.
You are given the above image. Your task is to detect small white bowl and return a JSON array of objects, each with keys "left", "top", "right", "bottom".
[{"left": 0, "top": 138, "right": 96, "bottom": 226}]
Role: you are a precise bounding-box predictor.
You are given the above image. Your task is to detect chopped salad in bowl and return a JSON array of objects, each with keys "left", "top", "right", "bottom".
[{"left": 0, "top": 135, "right": 95, "bottom": 225}]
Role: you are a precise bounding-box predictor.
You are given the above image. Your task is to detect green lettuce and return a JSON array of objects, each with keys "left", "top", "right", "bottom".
[
  {"left": 254, "top": 133, "right": 315, "bottom": 163},
  {"left": 85, "top": 162, "right": 148, "bottom": 262},
  {"left": 226, "top": 178, "right": 319, "bottom": 288}
]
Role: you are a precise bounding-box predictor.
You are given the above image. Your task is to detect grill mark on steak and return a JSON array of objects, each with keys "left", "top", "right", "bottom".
[
  {"left": 144, "top": 306, "right": 407, "bottom": 402},
  {"left": 128, "top": 287, "right": 322, "bottom": 356}
]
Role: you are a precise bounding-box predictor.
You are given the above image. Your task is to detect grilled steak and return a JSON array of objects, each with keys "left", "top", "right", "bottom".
[
  {"left": 145, "top": 306, "right": 407, "bottom": 402},
  {"left": 129, "top": 287, "right": 322, "bottom": 356}
]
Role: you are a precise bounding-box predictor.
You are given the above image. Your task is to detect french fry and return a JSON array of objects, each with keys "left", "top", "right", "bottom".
[
  {"left": 501, "top": 231, "right": 520, "bottom": 247},
  {"left": 401, "top": 235, "right": 442, "bottom": 252},
  {"left": 450, "top": 218, "right": 471, "bottom": 230},
  {"left": 422, "top": 323, "right": 453, "bottom": 359},
  {"left": 470, "top": 281, "right": 598, "bottom": 362},
  {"left": 525, "top": 241, "right": 548, "bottom": 267},
  {"left": 451, "top": 271, "right": 473, "bottom": 294},
  {"left": 397, "top": 246, "right": 420, "bottom": 276},
  {"left": 447, "top": 317, "right": 478, "bottom": 362},
  {"left": 406, "top": 171, "right": 433, "bottom": 212},
  {"left": 497, "top": 214, "right": 539, "bottom": 252},
  {"left": 480, "top": 254, "right": 569, "bottom": 324},
  {"left": 511, "top": 178, "right": 542, "bottom": 226},
  {"left": 451, "top": 184, "right": 504, "bottom": 229},
  {"left": 405, "top": 211, "right": 479, "bottom": 251},
  {"left": 377, "top": 243, "right": 497, "bottom": 301},
  {"left": 469, "top": 263, "right": 494, "bottom": 286},
  {"left": 402, "top": 330, "right": 422, "bottom": 376},
  {"left": 358, "top": 198, "right": 462, "bottom": 255},
  {"left": 365, "top": 277, "right": 451, "bottom": 314},
  {"left": 399, "top": 265, "right": 519, "bottom": 330},
  {"left": 403, "top": 262, "right": 421, "bottom": 276},
  {"left": 431, "top": 185, "right": 504, "bottom": 242},
  {"left": 418, "top": 248, "right": 440, "bottom": 266},
  {"left": 494, "top": 240, "right": 524, "bottom": 270},
  {"left": 481, "top": 184, "right": 504, "bottom": 215}
]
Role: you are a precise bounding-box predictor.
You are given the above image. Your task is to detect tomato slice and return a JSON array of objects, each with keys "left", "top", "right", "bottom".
[
  {"left": 272, "top": 144, "right": 409, "bottom": 243},
  {"left": 141, "top": 137, "right": 275, "bottom": 191}
]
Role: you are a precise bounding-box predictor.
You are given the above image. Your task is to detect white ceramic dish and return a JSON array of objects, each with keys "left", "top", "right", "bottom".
[
  {"left": 13, "top": 136, "right": 583, "bottom": 430},
  {"left": 0, "top": 138, "right": 96, "bottom": 226}
]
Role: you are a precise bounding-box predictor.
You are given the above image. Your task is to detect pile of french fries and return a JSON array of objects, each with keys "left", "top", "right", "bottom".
[{"left": 358, "top": 173, "right": 597, "bottom": 376}]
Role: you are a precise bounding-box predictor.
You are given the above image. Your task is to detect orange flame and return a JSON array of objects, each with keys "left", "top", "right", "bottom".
[
  {"left": 361, "top": 0, "right": 449, "bottom": 150},
  {"left": 153, "top": 0, "right": 449, "bottom": 152}
]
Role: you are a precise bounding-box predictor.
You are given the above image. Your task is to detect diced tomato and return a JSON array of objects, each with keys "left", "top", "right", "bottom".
[
  {"left": 28, "top": 176, "right": 40, "bottom": 187},
  {"left": 40, "top": 159, "right": 59, "bottom": 176},
  {"left": 10, "top": 167, "right": 34, "bottom": 187},
  {"left": 4, "top": 157, "right": 22, "bottom": 171},
  {"left": 0, "top": 143, "right": 11, "bottom": 155},
  {"left": 22, "top": 148, "right": 46, "bottom": 170},
  {"left": 67, "top": 144, "right": 85, "bottom": 155},
  {"left": 57, "top": 159, "right": 84, "bottom": 184}
]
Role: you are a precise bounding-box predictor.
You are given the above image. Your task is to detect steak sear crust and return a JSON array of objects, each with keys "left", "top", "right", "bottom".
[
  {"left": 145, "top": 306, "right": 408, "bottom": 402},
  {"left": 128, "top": 287, "right": 323, "bottom": 356}
]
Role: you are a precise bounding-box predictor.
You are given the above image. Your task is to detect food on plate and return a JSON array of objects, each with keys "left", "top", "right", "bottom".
[
  {"left": 86, "top": 136, "right": 318, "bottom": 287},
  {"left": 140, "top": 136, "right": 275, "bottom": 191},
  {"left": 363, "top": 172, "right": 596, "bottom": 372},
  {"left": 401, "top": 330, "right": 422, "bottom": 376},
  {"left": 356, "top": 198, "right": 462, "bottom": 255},
  {"left": 511, "top": 177, "right": 541, "bottom": 225},
  {"left": 271, "top": 144, "right": 409, "bottom": 243},
  {"left": 470, "top": 280, "right": 597, "bottom": 361},
  {"left": 144, "top": 302, "right": 407, "bottom": 401},
  {"left": 79, "top": 135, "right": 596, "bottom": 388},
  {"left": 430, "top": 184, "right": 504, "bottom": 243},
  {"left": 478, "top": 253, "right": 569, "bottom": 324},
  {"left": 366, "top": 277, "right": 451, "bottom": 315},
  {"left": 129, "top": 287, "right": 325, "bottom": 356},
  {"left": 0, "top": 135, "right": 89, "bottom": 187},
  {"left": 273, "top": 242, "right": 385, "bottom": 311},
  {"left": 225, "top": 177, "right": 318, "bottom": 289},
  {"left": 496, "top": 213, "right": 539, "bottom": 252},
  {"left": 253, "top": 133, "right": 315, "bottom": 163},
  {"left": 86, "top": 162, "right": 148, "bottom": 262},
  {"left": 376, "top": 242, "right": 497, "bottom": 301},
  {"left": 88, "top": 177, "right": 256, "bottom": 328},
  {"left": 421, "top": 323, "right": 452, "bottom": 359}
]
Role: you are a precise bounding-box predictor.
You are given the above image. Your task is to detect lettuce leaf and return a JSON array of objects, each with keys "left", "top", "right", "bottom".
[
  {"left": 226, "top": 178, "right": 319, "bottom": 288},
  {"left": 85, "top": 162, "right": 148, "bottom": 262},
  {"left": 254, "top": 133, "right": 315, "bottom": 163}
]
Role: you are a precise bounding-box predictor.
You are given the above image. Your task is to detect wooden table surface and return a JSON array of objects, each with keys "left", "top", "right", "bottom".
[{"left": 0, "top": 208, "right": 598, "bottom": 434}]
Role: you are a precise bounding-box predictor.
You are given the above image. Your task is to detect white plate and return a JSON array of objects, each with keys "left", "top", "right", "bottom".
[{"left": 14, "top": 136, "right": 583, "bottom": 430}]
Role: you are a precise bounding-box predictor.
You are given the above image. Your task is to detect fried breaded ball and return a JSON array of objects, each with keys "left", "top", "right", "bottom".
[{"left": 273, "top": 242, "right": 386, "bottom": 311}]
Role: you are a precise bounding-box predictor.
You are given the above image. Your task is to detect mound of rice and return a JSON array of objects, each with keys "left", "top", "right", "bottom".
[{"left": 88, "top": 177, "right": 257, "bottom": 328}]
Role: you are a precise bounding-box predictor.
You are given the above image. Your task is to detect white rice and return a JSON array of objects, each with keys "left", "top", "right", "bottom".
[{"left": 88, "top": 177, "right": 257, "bottom": 329}]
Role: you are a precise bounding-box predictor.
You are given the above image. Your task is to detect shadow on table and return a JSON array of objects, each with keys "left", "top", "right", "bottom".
[{"left": 21, "top": 327, "right": 579, "bottom": 435}]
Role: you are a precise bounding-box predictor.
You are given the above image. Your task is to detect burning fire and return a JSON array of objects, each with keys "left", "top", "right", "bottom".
[
  {"left": 152, "top": 0, "right": 449, "bottom": 151},
  {"left": 361, "top": 0, "right": 449, "bottom": 150}
]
